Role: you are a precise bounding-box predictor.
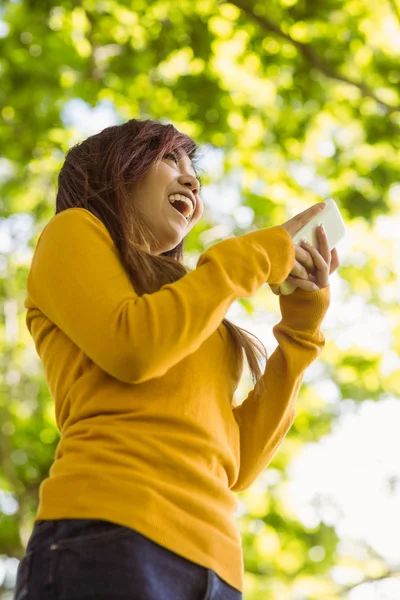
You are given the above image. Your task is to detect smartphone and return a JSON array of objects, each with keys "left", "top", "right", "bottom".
[{"left": 279, "top": 199, "right": 346, "bottom": 296}]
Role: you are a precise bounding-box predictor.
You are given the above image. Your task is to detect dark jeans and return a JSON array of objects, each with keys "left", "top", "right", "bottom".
[{"left": 13, "top": 518, "right": 243, "bottom": 600}]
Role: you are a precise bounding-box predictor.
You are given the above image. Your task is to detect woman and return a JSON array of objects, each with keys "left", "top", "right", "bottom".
[{"left": 15, "top": 119, "right": 339, "bottom": 600}]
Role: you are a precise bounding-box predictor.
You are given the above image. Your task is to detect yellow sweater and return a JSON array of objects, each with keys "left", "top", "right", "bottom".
[{"left": 24, "top": 208, "right": 330, "bottom": 592}]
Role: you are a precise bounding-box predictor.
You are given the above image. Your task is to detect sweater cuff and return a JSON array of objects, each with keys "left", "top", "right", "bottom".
[{"left": 278, "top": 285, "right": 331, "bottom": 331}]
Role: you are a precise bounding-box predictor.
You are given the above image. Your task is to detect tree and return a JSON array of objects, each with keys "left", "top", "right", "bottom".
[{"left": 1, "top": 0, "right": 399, "bottom": 597}]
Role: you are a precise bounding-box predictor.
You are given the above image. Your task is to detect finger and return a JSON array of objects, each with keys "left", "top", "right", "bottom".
[
  {"left": 329, "top": 248, "right": 340, "bottom": 274},
  {"left": 291, "top": 259, "right": 311, "bottom": 280},
  {"left": 297, "top": 202, "right": 326, "bottom": 229},
  {"left": 300, "top": 240, "right": 328, "bottom": 271},
  {"left": 316, "top": 225, "right": 331, "bottom": 264},
  {"left": 270, "top": 284, "right": 281, "bottom": 295},
  {"left": 295, "top": 245, "right": 316, "bottom": 273},
  {"left": 300, "top": 241, "right": 330, "bottom": 287},
  {"left": 286, "top": 275, "right": 319, "bottom": 292}
]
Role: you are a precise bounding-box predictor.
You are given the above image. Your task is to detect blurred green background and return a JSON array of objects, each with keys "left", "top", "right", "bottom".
[{"left": 1, "top": 0, "right": 400, "bottom": 598}]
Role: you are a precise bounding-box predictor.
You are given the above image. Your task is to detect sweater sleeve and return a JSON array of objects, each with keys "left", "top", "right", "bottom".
[
  {"left": 230, "top": 285, "right": 331, "bottom": 493},
  {"left": 25, "top": 208, "right": 296, "bottom": 384}
]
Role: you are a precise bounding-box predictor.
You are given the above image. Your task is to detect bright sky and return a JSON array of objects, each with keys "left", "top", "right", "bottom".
[{"left": 2, "top": 98, "right": 399, "bottom": 598}]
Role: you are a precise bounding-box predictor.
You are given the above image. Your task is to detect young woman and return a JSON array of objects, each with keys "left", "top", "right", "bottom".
[{"left": 15, "top": 119, "right": 339, "bottom": 600}]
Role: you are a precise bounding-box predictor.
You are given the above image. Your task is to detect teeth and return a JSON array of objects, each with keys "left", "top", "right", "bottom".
[{"left": 168, "top": 194, "right": 194, "bottom": 220}]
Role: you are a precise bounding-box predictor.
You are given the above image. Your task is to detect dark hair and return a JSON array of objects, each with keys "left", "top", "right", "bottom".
[{"left": 55, "top": 118, "right": 267, "bottom": 397}]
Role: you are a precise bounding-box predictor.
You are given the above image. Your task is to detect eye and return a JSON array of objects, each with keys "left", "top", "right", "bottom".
[{"left": 163, "top": 153, "right": 178, "bottom": 164}]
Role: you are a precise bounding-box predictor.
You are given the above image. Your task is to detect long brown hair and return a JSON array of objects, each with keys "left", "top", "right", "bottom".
[{"left": 56, "top": 119, "right": 267, "bottom": 396}]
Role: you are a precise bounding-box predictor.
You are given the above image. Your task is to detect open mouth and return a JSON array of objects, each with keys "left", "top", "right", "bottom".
[
  {"left": 168, "top": 194, "right": 194, "bottom": 222},
  {"left": 168, "top": 201, "right": 189, "bottom": 224}
]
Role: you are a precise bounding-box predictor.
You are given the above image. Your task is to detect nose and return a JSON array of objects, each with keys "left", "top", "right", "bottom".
[{"left": 178, "top": 173, "right": 200, "bottom": 195}]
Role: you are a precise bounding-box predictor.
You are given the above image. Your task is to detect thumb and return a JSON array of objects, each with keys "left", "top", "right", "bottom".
[{"left": 270, "top": 284, "right": 281, "bottom": 295}]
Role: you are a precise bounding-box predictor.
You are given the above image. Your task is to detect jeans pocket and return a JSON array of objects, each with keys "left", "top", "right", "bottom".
[
  {"left": 26, "top": 519, "right": 56, "bottom": 554},
  {"left": 49, "top": 523, "right": 136, "bottom": 600},
  {"left": 13, "top": 551, "right": 33, "bottom": 600},
  {"left": 51, "top": 519, "right": 132, "bottom": 550}
]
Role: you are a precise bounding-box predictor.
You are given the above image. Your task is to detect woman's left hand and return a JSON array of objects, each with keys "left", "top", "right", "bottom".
[{"left": 271, "top": 225, "right": 340, "bottom": 294}]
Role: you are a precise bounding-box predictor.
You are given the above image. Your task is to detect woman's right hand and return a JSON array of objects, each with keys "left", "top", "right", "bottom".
[{"left": 270, "top": 202, "right": 326, "bottom": 294}]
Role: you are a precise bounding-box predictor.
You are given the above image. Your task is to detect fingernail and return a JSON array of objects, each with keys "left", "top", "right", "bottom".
[{"left": 320, "top": 224, "right": 325, "bottom": 234}]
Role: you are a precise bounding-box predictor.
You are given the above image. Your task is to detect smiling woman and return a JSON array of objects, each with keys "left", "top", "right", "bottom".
[
  {"left": 20, "top": 117, "right": 331, "bottom": 600},
  {"left": 130, "top": 145, "right": 203, "bottom": 252},
  {"left": 54, "top": 119, "right": 268, "bottom": 389}
]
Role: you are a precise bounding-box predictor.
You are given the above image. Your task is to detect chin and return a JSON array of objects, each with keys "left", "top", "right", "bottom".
[
  {"left": 155, "top": 236, "right": 183, "bottom": 255},
  {"left": 165, "top": 237, "right": 184, "bottom": 252}
]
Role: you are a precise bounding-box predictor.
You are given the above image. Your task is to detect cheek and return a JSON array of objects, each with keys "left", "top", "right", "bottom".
[{"left": 195, "top": 197, "right": 204, "bottom": 220}]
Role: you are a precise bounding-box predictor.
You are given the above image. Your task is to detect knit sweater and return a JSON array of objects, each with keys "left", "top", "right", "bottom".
[{"left": 24, "top": 208, "right": 330, "bottom": 592}]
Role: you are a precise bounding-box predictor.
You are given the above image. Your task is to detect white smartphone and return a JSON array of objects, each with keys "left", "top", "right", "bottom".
[{"left": 279, "top": 199, "right": 346, "bottom": 296}]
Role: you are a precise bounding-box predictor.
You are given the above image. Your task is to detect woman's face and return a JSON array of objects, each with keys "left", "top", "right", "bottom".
[{"left": 133, "top": 150, "right": 203, "bottom": 255}]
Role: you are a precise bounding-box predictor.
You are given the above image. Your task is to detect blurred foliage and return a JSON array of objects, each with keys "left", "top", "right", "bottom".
[{"left": 1, "top": 0, "right": 400, "bottom": 598}]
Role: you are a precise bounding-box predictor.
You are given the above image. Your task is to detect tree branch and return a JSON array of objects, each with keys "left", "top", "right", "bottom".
[
  {"left": 388, "top": 0, "right": 400, "bottom": 27},
  {"left": 227, "top": 0, "right": 400, "bottom": 114},
  {"left": 337, "top": 567, "right": 400, "bottom": 596},
  {"left": 84, "top": 9, "right": 102, "bottom": 80}
]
